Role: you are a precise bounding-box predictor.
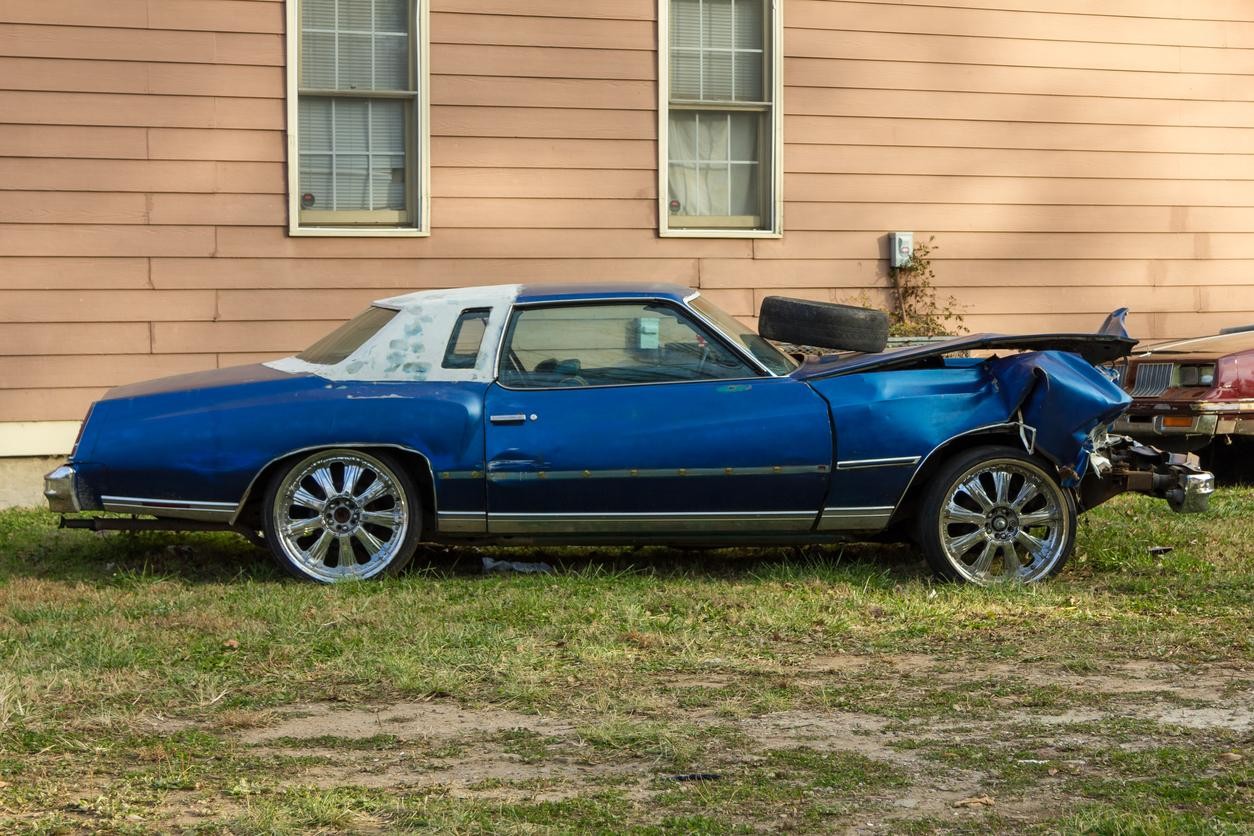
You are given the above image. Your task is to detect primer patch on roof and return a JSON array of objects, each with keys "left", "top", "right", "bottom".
[{"left": 266, "top": 284, "right": 521, "bottom": 383}]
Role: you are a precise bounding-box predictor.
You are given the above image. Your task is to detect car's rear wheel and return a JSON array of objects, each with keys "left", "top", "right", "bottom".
[
  {"left": 262, "top": 448, "right": 420, "bottom": 582},
  {"left": 917, "top": 445, "right": 1075, "bottom": 584}
]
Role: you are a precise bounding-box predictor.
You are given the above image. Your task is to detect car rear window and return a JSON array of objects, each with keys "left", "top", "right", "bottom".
[
  {"left": 296, "top": 306, "right": 398, "bottom": 365},
  {"left": 443, "top": 308, "right": 491, "bottom": 369}
]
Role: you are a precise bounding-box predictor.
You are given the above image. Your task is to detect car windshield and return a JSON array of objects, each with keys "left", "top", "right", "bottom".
[
  {"left": 296, "top": 306, "right": 397, "bottom": 364},
  {"left": 689, "top": 294, "right": 798, "bottom": 375}
]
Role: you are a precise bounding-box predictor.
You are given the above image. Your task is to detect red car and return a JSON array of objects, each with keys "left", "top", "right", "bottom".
[{"left": 1113, "top": 327, "right": 1254, "bottom": 480}]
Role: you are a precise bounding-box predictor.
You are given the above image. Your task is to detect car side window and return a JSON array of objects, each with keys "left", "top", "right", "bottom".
[
  {"left": 499, "top": 301, "right": 757, "bottom": 388},
  {"left": 442, "top": 308, "right": 490, "bottom": 369}
]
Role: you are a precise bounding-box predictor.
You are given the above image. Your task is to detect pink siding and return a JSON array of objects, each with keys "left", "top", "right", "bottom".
[{"left": 1, "top": 0, "right": 1253, "bottom": 421}]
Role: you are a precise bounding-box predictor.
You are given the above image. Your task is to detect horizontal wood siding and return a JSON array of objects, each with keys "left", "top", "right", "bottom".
[{"left": 1, "top": 0, "right": 1252, "bottom": 422}]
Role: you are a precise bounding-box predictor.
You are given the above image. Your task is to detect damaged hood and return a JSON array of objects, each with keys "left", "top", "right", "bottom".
[{"left": 792, "top": 332, "right": 1137, "bottom": 380}]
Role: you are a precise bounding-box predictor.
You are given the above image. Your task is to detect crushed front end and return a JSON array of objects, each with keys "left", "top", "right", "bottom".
[{"left": 1080, "top": 429, "right": 1214, "bottom": 514}]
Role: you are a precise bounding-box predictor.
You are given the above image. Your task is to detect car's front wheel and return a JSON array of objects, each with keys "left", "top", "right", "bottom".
[
  {"left": 262, "top": 448, "right": 420, "bottom": 582},
  {"left": 917, "top": 445, "right": 1076, "bottom": 584}
]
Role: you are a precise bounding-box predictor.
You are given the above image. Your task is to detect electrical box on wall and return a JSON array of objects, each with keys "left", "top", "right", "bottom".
[{"left": 889, "top": 232, "right": 913, "bottom": 268}]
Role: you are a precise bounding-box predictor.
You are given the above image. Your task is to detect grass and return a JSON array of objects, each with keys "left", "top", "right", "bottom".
[{"left": 0, "top": 490, "right": 1250, "bottom": 832}]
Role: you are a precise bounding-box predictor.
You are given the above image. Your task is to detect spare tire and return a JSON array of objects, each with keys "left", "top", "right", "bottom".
[{"left": 758, "top": 296, "right": 889, "bottom": 354}]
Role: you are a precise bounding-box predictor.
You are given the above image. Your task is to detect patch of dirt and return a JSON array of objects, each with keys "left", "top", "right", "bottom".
[
  {"left": 242, "top": 700, "right": 574, "bottom": 745},
  {"left": 209, "top": 657, "right": 1250, "bottom": 827}
]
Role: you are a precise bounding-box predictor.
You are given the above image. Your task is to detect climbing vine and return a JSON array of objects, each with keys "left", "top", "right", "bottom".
[{"left": 887, "top": 236, "right": 965, "bottom": 337}]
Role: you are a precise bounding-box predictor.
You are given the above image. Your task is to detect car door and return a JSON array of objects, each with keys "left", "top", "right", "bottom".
[{"left": 483, "top": 299, "right": 833, "bottom": 535}]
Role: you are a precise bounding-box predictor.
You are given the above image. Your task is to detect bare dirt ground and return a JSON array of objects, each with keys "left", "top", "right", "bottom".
[{"left": 219, "top": 654, "right": 1251, "bottom": 831}]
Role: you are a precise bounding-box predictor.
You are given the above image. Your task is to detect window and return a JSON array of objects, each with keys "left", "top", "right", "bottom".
[
  {"left": 443, "top": 308, "right": 490, "bottom": 369},
  {"left": 288, "top": 0, "right": 428, "bottom": 235},
  {"left": 297, "top": 306, "right": 397, "bottom": 364},
  {"left": 499, "top": 302, "right": 758, "bottom": 388},
  {"left": 689, "top": 294, "right": 796, "bottom": 374},
  {"left": 661, "top": 0, "right": 780, "bottom": 236}
]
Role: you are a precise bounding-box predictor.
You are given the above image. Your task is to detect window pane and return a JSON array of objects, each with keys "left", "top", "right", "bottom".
[
  {"left": 300, "top": 97, "right": 333, "bottom": 152},
  {"left": 303, "top": 0, "right": 335, "bottom": 29},
  {"left": 734, "top": 0, "right": 762, "bottom": 49},
  {"left": 339, "top": 0, "right": 372, "bottom": 31},
  {"left": 702, "top": 51, "right": 733, "bottom": 100},
  {"left": 733, "top": 53, "right": 762, "bottom": 101},
  {"left": 376, "top": 0, "right": 409, "bottom": 32},
  {"left": 334, "top": 98, "right": 368, "bottom": 152},
  {"left": 729, "top": 163, "right": 758, "bottom": 216},
  {"left": 298, "top": 306, "right": 397, "bottom": 365},
  {"left": 668, "top": 110, "right": 764, "bottom": 223},
  {"left": 372, "top": 154, "right": 406, "bottom": 210},
  {"left": 370, "top": 99, "right": 405, "bottom": 151},
  {"left": 729, "top": 111, "right": 757, "bottom": 159},
  {"left": 338, "top": 32, "right": 373, "bottom": 88},
  {"left": 703, "top": 0, "right": 733, "bottom": 48},
  {"left": 302, "top": 0, "right": 410, "bottom": 92},
  {"left": 670, "top": 50, "right": 700, "bottom": 99},
  {"left": 374, "top": 33, "right": 409, "bottom": 89},
  {"left": 443, "top": 308, "right": 490, "bottom": 369},
  {"left": 671, "top": 0, "right": 700, "bottom": 48},
  {"left": 501, "top": 303, "right": 754, "bottom": 388},
  {"left": 696, "top": 112, "right": 728, "bottom": 161},
  {"left": 334, "top": 154, "right": 370, "bottom": 210},
  {"left": 301, "top": 31, "right": 335, "bottom": 88},
  {"left": 299, "top": 153, "right": 332, "bottom": 210}
]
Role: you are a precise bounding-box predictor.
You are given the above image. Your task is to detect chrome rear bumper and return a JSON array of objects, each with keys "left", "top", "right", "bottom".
[{"left": 44, "top": 464, "right": 81, "bottom": 513}]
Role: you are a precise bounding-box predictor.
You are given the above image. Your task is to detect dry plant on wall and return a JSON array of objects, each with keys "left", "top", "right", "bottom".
[{"left": 887, "top": 236, "right": 965, "bottom": 337}]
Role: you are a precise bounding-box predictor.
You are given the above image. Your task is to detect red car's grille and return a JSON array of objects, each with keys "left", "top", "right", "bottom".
[{"left": 1128, "top": 362, "right": 1172, "bottom": 397}]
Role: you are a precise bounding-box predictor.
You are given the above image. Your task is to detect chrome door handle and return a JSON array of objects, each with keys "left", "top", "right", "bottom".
[{"left": 489, "top": 413, "right": 528, "bottom": 424}]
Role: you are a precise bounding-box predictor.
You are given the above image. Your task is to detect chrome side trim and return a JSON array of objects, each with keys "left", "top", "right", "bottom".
[
  {"left": 230, "top": 443, "right": 439, "bottom": 526},
  {"left": 816, "top": 506, "right": 895, "bottom": 531},
  {"left": 483, "top": 464, "right": 829, "bottom": 482},
  {"left": 101, "top": 495, "right": 239, "bottom": 522},
  {"left": 439, "top": 469, "right": 486, "bottom": 480},
  {"left": 487, "top": 510, "right": 819, "bottom": 535},
  {"left": 437, "top": 510, "right": 488, "bottom": 534},
  {"left": 835, "top": 455, "right": 921, "bottom": 471}
]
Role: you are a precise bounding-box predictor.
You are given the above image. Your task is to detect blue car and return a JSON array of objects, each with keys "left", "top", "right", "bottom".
[{"left": 45, "top": 283, "right": 1212, "bottom": 584}]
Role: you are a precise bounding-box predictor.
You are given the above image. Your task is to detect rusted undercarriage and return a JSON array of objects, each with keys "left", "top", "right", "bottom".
[{"left": 1080, "top": 434, "right": 1214, "bottom": 514}]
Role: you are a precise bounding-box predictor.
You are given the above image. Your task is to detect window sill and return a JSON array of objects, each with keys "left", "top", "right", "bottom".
[
  {"left": 288, "top": 225, "right": 431, "bottom": 238},
  {"left": 660, "top": 227, "right": 782, "bottom": 239}
]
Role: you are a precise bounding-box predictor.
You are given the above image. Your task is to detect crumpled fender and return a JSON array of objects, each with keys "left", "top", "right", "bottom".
[{"left": 987, "top": 351, "right": 1131, "bottom": 486}]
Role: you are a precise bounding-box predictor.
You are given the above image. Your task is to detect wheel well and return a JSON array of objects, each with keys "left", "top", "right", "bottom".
[
  {"left": 235, "top": 445, "right": 438, "bottom": 536},
  {"left": 888, "top": 429, "right": 1034, "bottom": 529}
]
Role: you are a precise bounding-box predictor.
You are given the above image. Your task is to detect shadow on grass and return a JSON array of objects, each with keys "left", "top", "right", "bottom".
[{"left": 0, "top": 507, "right": 932, "bottom": 587}]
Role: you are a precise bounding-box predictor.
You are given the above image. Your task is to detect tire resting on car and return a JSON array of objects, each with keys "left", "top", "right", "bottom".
[{"left": 757, "top": 296, "right": 890, "bottom": 354}]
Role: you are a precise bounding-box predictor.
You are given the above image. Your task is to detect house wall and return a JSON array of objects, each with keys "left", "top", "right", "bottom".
[{"left": 2, "top": 0, "right": 1253, "bottom": 450}]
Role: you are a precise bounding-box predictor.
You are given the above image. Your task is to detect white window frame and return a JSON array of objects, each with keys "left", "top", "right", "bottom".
[
  {"left": 658, "top": 0, "right": 783, "bottom": 239},
  {"left": 285, "top": 0, "right": 431, "bottom": 237}
]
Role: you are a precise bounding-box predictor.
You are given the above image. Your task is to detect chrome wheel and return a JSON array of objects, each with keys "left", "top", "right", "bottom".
[
  {"left": 268, "top": 450, "right": 413, "bottom": 582},
  {"left": 934, "top": 456, "right": 1072, "bottom": 584}
]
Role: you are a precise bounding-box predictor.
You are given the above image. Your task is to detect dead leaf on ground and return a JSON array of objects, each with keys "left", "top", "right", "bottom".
[{"left": 953, "top": 795, "right": 996, "bottom": 808}]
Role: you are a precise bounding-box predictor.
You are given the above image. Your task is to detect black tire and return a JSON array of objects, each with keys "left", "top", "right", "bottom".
[
  {"left": 758, "top": 296, "right": 889, "bottom": 354},
  {"left": 916, "top": 445, "right": 1076, "bottom": 584},
  {"left": 261, "top": 448, "right": 421, "bottom": 582}
]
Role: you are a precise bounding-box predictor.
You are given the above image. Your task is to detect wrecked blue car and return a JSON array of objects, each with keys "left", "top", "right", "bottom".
[{"left": 45, "top": 283, "right": 1212, "bottom": 584}]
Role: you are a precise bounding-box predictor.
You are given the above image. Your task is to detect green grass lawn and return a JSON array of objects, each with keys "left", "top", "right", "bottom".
[{"left": 0, "top": 492, "right": 1250, "bottom": 833}]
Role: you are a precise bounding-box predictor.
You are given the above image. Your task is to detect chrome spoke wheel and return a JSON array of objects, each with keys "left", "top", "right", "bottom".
[
  {"left": 935, "top": 458, "right": 1071, "bottom": 584},
  {"left": 268, "top": 450, "right": 412, "bottom": 582}
]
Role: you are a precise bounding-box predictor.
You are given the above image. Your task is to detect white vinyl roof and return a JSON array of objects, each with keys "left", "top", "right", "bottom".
[{"left": 265, "top": 284, "right": 521, "bottom": 383}]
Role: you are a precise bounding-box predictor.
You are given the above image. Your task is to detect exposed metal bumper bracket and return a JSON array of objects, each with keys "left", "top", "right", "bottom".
[{"left": 1079, "top": 436, "right": 1214, "bottom": 514}]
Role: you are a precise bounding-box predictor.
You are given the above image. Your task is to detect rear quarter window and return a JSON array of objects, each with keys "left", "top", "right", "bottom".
[{"left": 296, "top": 306, "right": 398, "bottom": 365}]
